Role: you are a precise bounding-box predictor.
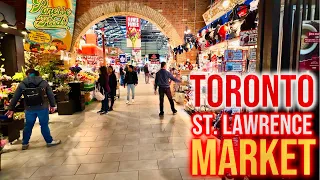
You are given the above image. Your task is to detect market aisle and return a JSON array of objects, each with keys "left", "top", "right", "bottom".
[{"left": 0, "top": 74, "right": 220, "bottom": 180}]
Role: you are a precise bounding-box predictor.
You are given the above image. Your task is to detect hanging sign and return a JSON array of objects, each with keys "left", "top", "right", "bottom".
[
  {"left": 119, "top": 54, "right": 127, "bottom": 64},
  {"left": 149, "top": 54, "right": 160, "bottom": 64},
  {"left": 132, "top": 48, "right": 142, "bottom": 62},
  {"left": 25, "top": 0, "right": 77, "bottom": 53},
  {"left": 249, "top": 48, "right": 257, "bottom": 60},
  {"left": 299, "top": 20, "right": 319, "bottom": 71},
  {"left": 126, "top": 16, "right": 141, "bottom": 48},
  {"left": 224, "top": 50, "right": 243, "bottom": 60},
  {"left": 225, "top": 62, "right": 243, "bottom": 72},
  {"left": 240, "top": 29, "right": 258, "bottom": 46}
]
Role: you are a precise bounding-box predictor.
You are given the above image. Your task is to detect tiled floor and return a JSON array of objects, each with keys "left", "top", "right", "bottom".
[{"left": 0, "top": 75, "right": 221, "bottom": 180}]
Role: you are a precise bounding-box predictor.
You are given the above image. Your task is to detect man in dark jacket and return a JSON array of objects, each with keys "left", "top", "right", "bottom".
[
  {"left": 124, "top": 65, "right": 138, "bottom": 104},
  {"left": 6, "top": 69, "right": 61, "bottom": 150},
  {"left": 154, "top": 62, "right": 181, "bottom": 116},
  {"left": 144, "top": 64, "right": 150, "bottom": 84}
]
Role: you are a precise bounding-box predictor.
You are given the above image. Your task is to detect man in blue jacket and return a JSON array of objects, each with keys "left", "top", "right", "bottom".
[
  {"left": 154, "top": 62, "right": 181, "bottom": 116},
  {"left": 6, "top": 69, "right": 61, "bottom": 150}
]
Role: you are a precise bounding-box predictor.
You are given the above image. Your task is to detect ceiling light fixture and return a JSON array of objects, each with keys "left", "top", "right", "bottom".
[
  {"left": 0, "top": 19, "right": 9, "bottom": 28},
  {"left": 21, "top": 28, "right": 30, "bottom": 35},
  {"left": 0, "top": 12, "right": 10, "bottom": 28},
  {"left": 222, "top": 0, "right": 230, "bottom": 8}
]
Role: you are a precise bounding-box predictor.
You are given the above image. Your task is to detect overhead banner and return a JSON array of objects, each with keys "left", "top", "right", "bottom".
[
  {"left": 149, "top": 54, "right": 160, "bottom": 64},
  {"left": 126, "top": 16, "right": 141, "bottom": 48},
  {"left": 25, "top": 0, "right": 77, "bottom": 53},
  {"left": 132, "top": 48, "right": 142, "bottom": 62}
]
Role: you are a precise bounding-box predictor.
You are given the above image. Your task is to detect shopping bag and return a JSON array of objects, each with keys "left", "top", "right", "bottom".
[{"left": 94, "top": 85, "right": 105, "bottom": 101}]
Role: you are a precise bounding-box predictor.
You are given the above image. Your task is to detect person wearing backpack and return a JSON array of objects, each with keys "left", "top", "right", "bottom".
[{"left": 5, "top": 69, "right": 61, "bottom": 150}]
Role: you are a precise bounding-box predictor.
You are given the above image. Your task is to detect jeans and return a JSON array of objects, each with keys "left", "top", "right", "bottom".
[
  {"left": 145, "top": 73, "right": 149, "bottom": 84},
  {"left": 120, "top": 75, "right": 125, "bottom": 86},
  {"left": 23, "top": 108, "right": 53, "bottom": 145},
  {"left": 109, "top": 92, "right": 115, "bottom": 109},
  {"left": 159, "top": 87, "right": 176, "bottom": 113},
  {"left": 127, "top": 84, "right": 135, "bottom": 101},
  {"left": 101, "top": 92, "right": 109, "bottom": 112}
]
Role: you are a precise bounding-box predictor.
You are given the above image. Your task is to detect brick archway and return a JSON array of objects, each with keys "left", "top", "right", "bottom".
[{"left": 72, "top": 1, "right": 183, "bottom": 51}]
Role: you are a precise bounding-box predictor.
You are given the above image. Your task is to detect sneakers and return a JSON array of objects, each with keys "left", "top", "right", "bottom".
[
  {"left": 47, "top": 140, "right": 61, "bottom": 147},
  {"left": 97, "top": 110, "right": 103, "bottom": 113},
  {"left": 100, "top": 111, "right": 107, "bottom": 115},
  {"left": 159, "top": 112, "right": 164, "bottom": 117},
  {"left": 22, "top": 144, "right": 29, "bottom": 150},
  {"left": 173, "top": 110, "right": 178, "bottom": 115},
  {"left": 131, "top": 99, "right": 135, "bottom": 103},
  {"left": 126, "top": 101, "right": 130, "bottom": 104}
]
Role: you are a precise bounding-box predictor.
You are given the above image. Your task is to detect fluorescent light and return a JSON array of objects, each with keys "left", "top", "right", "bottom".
[{"left": 222, "top": 0, "right": 230, "bottom": 8}]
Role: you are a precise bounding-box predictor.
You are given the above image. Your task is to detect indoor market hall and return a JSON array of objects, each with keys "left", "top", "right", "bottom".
[
  {"left": 0, "top": 0, "right": 319, "bottom": 179},
  {"left": 0, "top": 75, "right": 219, "bottom": 180}
]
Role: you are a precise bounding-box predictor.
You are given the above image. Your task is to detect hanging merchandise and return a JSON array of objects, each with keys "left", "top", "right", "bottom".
[
  {"left": 240, "top": 9, "right": 258, "bottom": 31},
  {"left": 218, "top": 24, "right": 230, "bottom": 41},
  {"left": 227, "top": 20, "right": 243, "bottom": 40}
]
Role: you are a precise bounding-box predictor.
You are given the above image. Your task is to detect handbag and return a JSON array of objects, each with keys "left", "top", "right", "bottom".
[{"left": 94, "top": 84, "right": 105, "bottom": 101}]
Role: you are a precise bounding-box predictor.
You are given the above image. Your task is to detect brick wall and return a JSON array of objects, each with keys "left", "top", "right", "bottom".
[
  {"left": 76, "top": 0, "right": 209, "bottom": 40},
  {"left": 1, "top": 0, "right": 209, "bottom": 63}
]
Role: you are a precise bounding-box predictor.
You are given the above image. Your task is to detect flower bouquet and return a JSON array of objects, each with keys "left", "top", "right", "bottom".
[
  {"left": 0, "top": 134, "right": 7, "bottom": 152},
  {"left": 10, "top": 83, "right": 19, "bottom": 93},
  {"left": 12, "top": 72, "right": 25, "bottom": 82},
  {"left": 0, "top": 75, "right": 11, "bottom": 82},
  {"left": 55, "top": 84, "right": 71, "bottom": 102},
  {"left": 69, "top": 65, "right": 82, "bottom": 81},
  {"left": 56, "top": 84, "right": 71, "bottom": 94},
  {"left": 13, "top": 112, "right": 25, "bottom": 121},
  {"left": 56, "top": 71, "right": 69, "bottom": 84},
  {"left": 69, "top": 65, "right": 82, "bottom": 74}
]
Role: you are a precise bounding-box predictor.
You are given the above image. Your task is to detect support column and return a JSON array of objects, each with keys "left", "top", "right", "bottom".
[
  {"left": 256, "top": 0, "right": 281, "bottom": 72},
  {"left": 102, "top": 33, "right": 106, "bottom": 66}
]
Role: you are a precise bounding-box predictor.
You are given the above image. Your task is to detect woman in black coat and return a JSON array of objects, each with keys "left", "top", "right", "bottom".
[
  {"left": 108, "top": 66, "right": 117, "bottom": 111},
  {"left": 97, "top": 66, "right": 110, "bottom": 115}
]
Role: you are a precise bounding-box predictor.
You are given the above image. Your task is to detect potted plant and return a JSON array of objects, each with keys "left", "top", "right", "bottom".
[{"left": 55, "top": 84, "right": 71, "bottom": 102}]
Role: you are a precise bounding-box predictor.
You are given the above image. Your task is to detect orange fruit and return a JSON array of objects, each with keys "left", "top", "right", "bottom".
[{"left": 48, "top": 0, "right": 71, "bottom": 9}]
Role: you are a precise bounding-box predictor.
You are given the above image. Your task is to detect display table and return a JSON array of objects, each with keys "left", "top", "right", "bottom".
[{"left": 68, "top": 82, "right": 85, "bottom": 112}]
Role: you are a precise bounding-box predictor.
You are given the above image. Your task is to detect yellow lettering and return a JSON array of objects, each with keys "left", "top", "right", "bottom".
[
  {"left": 260, "top": 139, "right": 279, "bottom": 175},
  {"left": 281, "top": 139, "right": 297, "bottom": 175},
  {"left": 218, "top": 139, "right": 237, "bottom": 175},
  {"left": 298, "top": 139, "right": 316, "bottom": 175},
  {"left": 192, "top": 139, "right": 217, "bottom": 175},
  {"left": 240, "top": 139, "right": 257, "bottom": 175}
]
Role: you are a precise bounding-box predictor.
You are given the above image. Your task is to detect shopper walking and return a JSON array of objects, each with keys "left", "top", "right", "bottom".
[
  {"left": 144, "top": 64, "right": 150, "bottom": 84},
  {"left": 124, "top": 65, "right": 138, "bottom": 104},
  {"left": 6, "top": 69, "right": 61, "bottom": 150},
  {"left": 97, "top": 66, "right": 110, "bottom": 115},
  {"left": 119, "top": 65, "right": 125, "bottom": 86},
  {"left": 154, "top": 62, "right": 181, "bottom": 117},
  {"left": 108, "top": 66, "right": 117, "bottom": 111}
]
